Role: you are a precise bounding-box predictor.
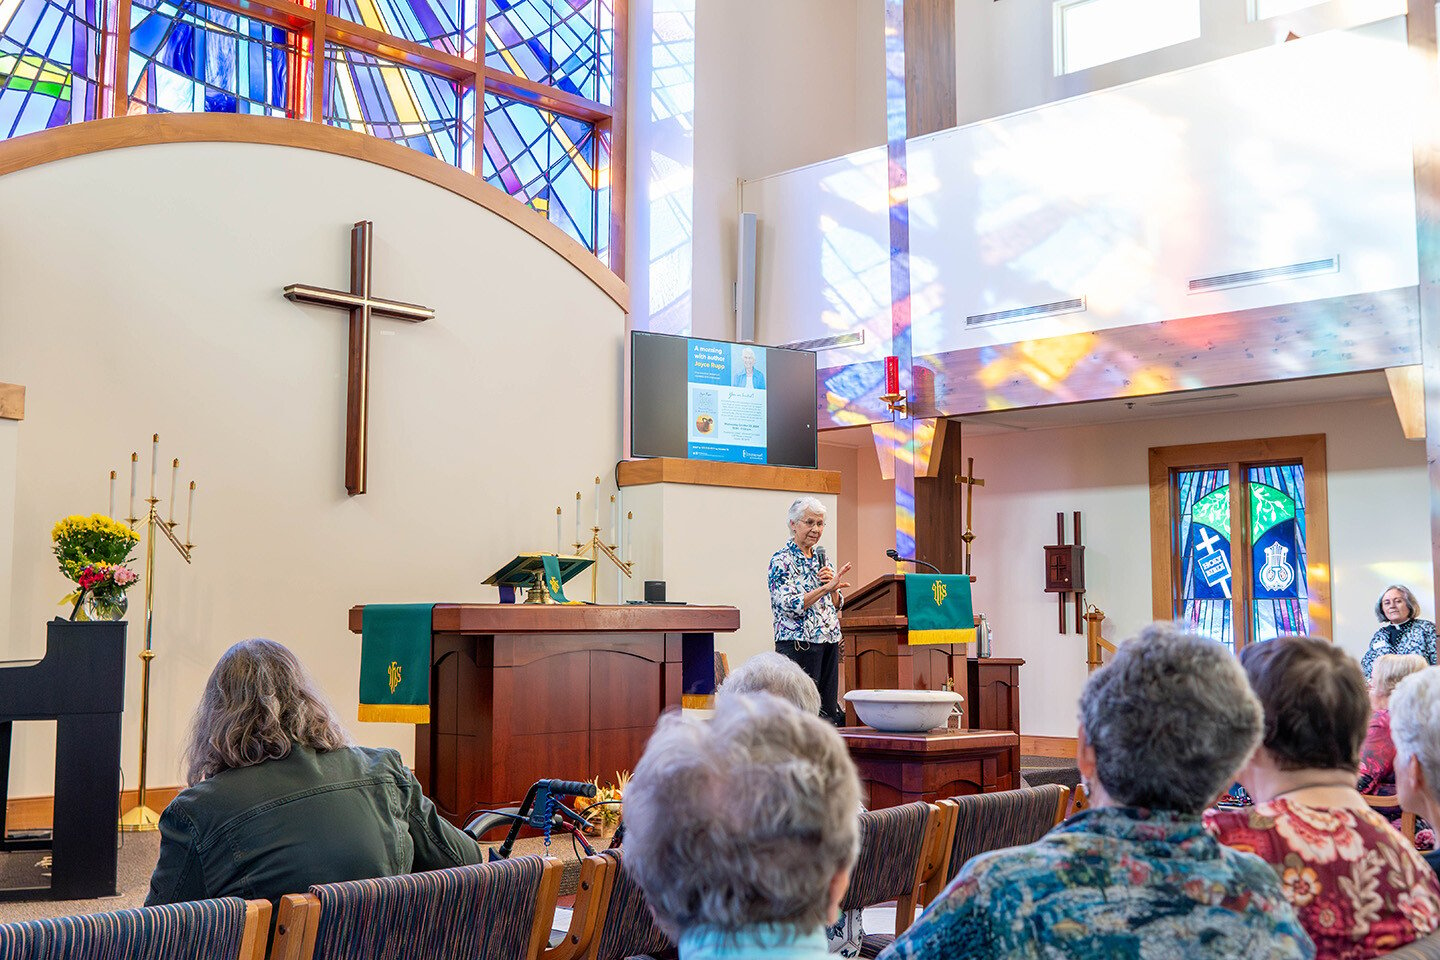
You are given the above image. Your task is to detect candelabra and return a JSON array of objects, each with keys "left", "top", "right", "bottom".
[
  {"left": 117, "top": 436, "right": 196, "bottom": 832},
  {"left": 561, "top": 479, "right": 634, "bottom": 602},
  {"left": 574, "top": 509, "right": 633, "bottom": 602}
]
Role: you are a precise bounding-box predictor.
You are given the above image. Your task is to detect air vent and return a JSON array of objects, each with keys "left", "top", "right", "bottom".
[
  {"left": 966, "top": 297, "right": 1086, "bottom": 327},
  {"left": 777, "top": 331, "right": 866, "bottom": 352},
  {"left": 1188, "top": 257, "right": 1338, "bottom": 293},
  {"left": 1148, "top": 392, "right": 1240, "bottom": 407}
]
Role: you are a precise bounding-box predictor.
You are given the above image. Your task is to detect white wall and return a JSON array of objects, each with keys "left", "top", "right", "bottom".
[
  {"left": 0, "top": 421, "right": 16, "bottom": 630},
  {"left": 0, "top": 143, "right": 627, "bottom": 795},
  {"left": 960, "top": 397, "right": 1431, "bottom": 739}
]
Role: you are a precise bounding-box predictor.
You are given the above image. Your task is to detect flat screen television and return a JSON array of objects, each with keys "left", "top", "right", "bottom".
[{"left": 630, "top": 331, "right": 818, "bottom": 469}]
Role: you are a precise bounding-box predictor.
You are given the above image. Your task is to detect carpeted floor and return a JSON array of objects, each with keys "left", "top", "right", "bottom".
[{"left": 1020, "top": 754, "right": 1081, "bottom": 792}]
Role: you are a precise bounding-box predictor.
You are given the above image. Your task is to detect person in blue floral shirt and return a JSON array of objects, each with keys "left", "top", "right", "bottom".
[
  {"left": 1362, "top": 584, "right": 1438, "bottom": 679},
  {"left": 881, "top": 623, "right": 1314, "bottom": 960},
  {"left": 769, "top": 497, "right": 850, "bottom": 726}
]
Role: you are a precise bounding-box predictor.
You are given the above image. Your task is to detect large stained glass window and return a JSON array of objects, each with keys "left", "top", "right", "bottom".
[
  {"left": 0, "top": 0, "right": 106, "bottom": 137},
  {"left": 328, "top": 0, "right": 478, "bottom": 58},
  {"left": 1249, "top": 463, "right": 1309, "bottom": 643},
  {"left": 485, "top": 0, "right": 610, "bottom": 105},
  {"left": 128, "top": 0, "right": 297, "bottom": 116},
  {"left": 325, "top": 44, "right": 472, "bottom": 168},
  {"left": 1176, "top": 468, "right": 1234, "bottom": 651}
]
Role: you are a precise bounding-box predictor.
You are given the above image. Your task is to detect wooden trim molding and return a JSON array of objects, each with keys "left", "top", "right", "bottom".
[
  {"left": 0, "top": 382, "right": 23, "bottom": 421},
  {"left": 0, "top": 114, "right": 629, "bottom": 311},
  {"left": 5, "top": 785, "right": 181, "bottom": 831},
  {"left": 617, "top": 458, "right": 841, "bottom": 494},
  {"left": 1019, "top": 735, "right": 1077, "bottom": 760}
]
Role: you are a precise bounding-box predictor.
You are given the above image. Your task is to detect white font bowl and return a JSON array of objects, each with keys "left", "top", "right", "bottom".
[{"left": 843, "top": 689, "right": 964, "bottom": 733}]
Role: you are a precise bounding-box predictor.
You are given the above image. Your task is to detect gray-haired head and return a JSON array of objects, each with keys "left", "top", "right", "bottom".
[
  {"left": 182, "top": 638, "right": 352, "bottom": 785},
  {"left": 1373, "top": 654, "right": 1428, "bottom": 700},
  {"left": 719, "top": 652, "right": 822, "bottom": 716},
  {"left": 1390, "top": 668, "right": 1440, "bottom": 806},
  {"left": 1376, "top": 584, "right": 1422, "bottom": 623},
  {"left": 741, "top": 347, "right": 757, "bottom": 363},
  {"left": 1079, "top": 622, "right": 1262, "bottom": 814},
  {"left": 786, "top": 496, "right": 826, "bottom": 526},
  {"left": 623, "top": 693, "right": 861, "bottom": 941}
]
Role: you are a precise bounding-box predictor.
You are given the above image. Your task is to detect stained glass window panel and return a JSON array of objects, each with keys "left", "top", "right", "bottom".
[
  {"left": 485, "top": 0, "right": 609, "bottom": 105},
  {"left": 327, "top": 0, "right": 478, "bottom": 59},
  {"left": 0, "top": 0, "right": 105, "bottom": 138},
  {"left": 1175, "top": 469, "right": 1233, "bottom": 652},
  {"left": 324, "top": 43, "right": 472, "bottom": 169},
  {"left": 483, "top": 91, "right": 603, "bottom": 257},
  {"left": 127, "top": 0, "right": 295, "bottom": 116},
  {"left": 1249, "top": 463, "right": 1309, "bottom": 643}
]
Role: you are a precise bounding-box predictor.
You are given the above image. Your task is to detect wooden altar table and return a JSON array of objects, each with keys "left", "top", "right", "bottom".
[
  {"left": 349, "top": 603, "right": 739, "bottom": 824},
  {"left": 838, "top": 727, "right": 1021, "bottom": 809}
]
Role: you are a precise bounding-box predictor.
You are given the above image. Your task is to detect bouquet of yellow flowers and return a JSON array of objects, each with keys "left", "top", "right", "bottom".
[
  {"left": 573, "top": 771, "right": 629, "bottom": 837},
  {"left": 52, "top": 514, "right": 140, "bottom": 621}
]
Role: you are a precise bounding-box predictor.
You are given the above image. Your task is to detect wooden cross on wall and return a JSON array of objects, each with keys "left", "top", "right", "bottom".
[{"left": 284, "top": 221, "right": 434, "bottom": 496}]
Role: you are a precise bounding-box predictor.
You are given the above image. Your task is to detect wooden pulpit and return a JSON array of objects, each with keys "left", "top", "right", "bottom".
[
  {"left": 840, "top": 574, "right": 1023, "bottom": 734},
  {"left": 350, "top": 603, "right": 739, "bottom": 824}
]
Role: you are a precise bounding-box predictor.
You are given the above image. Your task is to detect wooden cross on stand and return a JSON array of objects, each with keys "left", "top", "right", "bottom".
[
  {"left": 954, "top": 457, "right": 985, "bottom": 575},
  {"left": 284, "top": 221, "right": 434, "bottom": 496}
]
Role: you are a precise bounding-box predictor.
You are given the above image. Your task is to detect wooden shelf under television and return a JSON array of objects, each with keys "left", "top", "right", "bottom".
[{"left": 617, "top": 458, "right": 840, "bottom": 494}]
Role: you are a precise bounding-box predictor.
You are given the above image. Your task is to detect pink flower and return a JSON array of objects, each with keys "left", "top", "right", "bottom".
[{"left": 110, "top": 566, "right": 138, "bottom": 587}]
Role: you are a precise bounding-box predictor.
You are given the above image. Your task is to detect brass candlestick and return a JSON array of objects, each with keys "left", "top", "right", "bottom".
[
  {"left": 574, "top": 526, "right": 632, "bottom": 603},
  {"left": 118, "top": 442, "right": 195, "bottom": 832}
]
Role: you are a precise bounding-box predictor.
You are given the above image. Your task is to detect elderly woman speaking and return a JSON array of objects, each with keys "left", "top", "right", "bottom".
[
  {"left": 882, "top": 623, "right": 1311, "bottom": 960},
  {"left": 624, "top": 692, "right": 861, "bottom": 959},
  {"left": 769, "top": 496, "right": 851, "bottom": 725}
]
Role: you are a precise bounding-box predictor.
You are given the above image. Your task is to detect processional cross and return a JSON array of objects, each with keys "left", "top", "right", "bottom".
[
  {"left": 955, "top": 457, "right": 985, "bottom": 575},
  {"left": 284, "top": 221, "right": 434, "bottom": 495}
]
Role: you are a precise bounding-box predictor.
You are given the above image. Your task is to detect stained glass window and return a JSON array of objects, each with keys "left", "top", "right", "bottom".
[
  {"left": 0, "top": 0, "right": 105, "bottom": 137},
  {"left": 1249, "top": 463, "right": 1309, "bottom": 643},
  {"left": 328, "top": 0, "right": 478, "bottom": 58},
  {"left": 324, "top": 43, "right": 473, "bottom": 169},
  {"left": 485, "top": 0, "right": 609, "bottom": 105},
  {"left": 1175, "top": 468, "right": 1234, "bottom": 651},
  {"left": 483, "top": 90, "right": 602, "bottom": 252},
  {"left": 128, "top": 0, "right": 296, "bottom": 116}
]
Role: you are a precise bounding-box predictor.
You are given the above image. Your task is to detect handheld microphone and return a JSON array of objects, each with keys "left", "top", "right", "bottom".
[
  {"left": 815, "top": 545, "right": 827, "bottom": 572},
  {"left": 886, "top": 548, "right": 942, "bottom": 574}
]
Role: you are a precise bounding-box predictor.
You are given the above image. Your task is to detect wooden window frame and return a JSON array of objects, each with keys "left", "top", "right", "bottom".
[
  {"left": 1148, "top": 433, "right": 1331, "bottom": 650},
  {"left": 95, "top": 0, "right": 626, "bottom": 275}
]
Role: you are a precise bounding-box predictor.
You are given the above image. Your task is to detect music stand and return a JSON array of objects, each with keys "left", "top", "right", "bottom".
[{"left": 485, "top": 553, "right": 594, "bottom": 604}]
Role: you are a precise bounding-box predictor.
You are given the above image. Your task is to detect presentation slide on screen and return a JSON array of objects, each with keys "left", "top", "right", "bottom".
[{"left": 686, "top": 340, "right": 768, "bottom": 464}]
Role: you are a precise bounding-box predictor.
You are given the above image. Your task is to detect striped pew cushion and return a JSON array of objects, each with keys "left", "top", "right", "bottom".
[
  {"left": 0, "top": 897, "right": 249, "bottom": 960},
  {"left": 594, "top": 849, "right": 673, "bottom": 960},
  {"left": 841, "top": 802, "right": 930, "bottom": 911},
  {"left": 309, "top": 855, "right": 548, "bottom": 960},
  {"left": 945, "top": 785, "right": 1066, "bottom": 886}
]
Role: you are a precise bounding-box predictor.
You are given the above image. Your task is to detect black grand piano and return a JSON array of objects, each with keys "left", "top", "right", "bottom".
[{"left": 0, "top": 618, "right": 125, "bottom": 900}]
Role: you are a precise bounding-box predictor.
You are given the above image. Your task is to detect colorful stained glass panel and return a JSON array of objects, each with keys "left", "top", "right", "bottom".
[
  {"left": 0, "top": 0, "right": 105, "bottom": 138},
  {"left": 328, "top": 0, "right": 478, "bottom": 58},
  {"left": 1175, "top": 469, "right": 1233, "bottom": 651},
  {"left": 483, "top": 91, "right": 603, "bottom": 257},
  {"left": 324, "top": 43, "right": 472, "bottom": 169},
  {"left": 485, "top": 0, "right": 609, "bottom": 105},
  {"left": 127, "top": 0, "right": 295, "bottom": 116},
  {"left": 1249, "top": 464, "right": 1309, "bottom": 643}
]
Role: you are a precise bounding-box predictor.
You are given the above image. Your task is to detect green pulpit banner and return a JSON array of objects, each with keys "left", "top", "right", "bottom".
[
  {"left": 905, "top": 574, "right": 976, "bottom": 646},
  {"left": 541, "top": 555, "right": 574, "bottom": 603},
  {"left": 358, "top": 603, "right": 433, "bottom": 724}
]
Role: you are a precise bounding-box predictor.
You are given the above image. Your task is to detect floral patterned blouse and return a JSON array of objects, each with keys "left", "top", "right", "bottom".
[
  {"left": 879, "top": 807, "right": 1313, "bottom": 960},
  {"left": 1362, "top": 619, "right": 1438, "bottom": 678},
  {"left": 1205, "top": 799, "right": 1440, "bottom": 959},
  {"left": 768, "top": 539, "right": 842, "bottom": 646},
  {"left": 1357, "top": 709, "right": 1397, "bottom": 798}
]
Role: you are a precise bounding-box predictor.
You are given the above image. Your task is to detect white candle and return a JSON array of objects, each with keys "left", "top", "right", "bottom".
[
  {"left": 168, "top": 458, "right": 179, "bottom": 524},
  {"left": 149, "top": 434, "right": 159, "bottom": 500},
  {"left": 555, "top": 507, "right": 562, "bottom": 555},
  {"left": 593, "top": 476, "right": 601, "bottom": 531},
  {"left": 186, "top": 481, "right": 195, "bottom": 543},
  {"left": 109, "top": 470, "right": 117, "bottom": 519},
  {"left": 574, "top": 492, "right": 582, "bottom": 545},
  {"left": 129, "top": 453, "right": 138, "bottom": 522},
  {"left": 609, "top": 495, "right": 617, "bottom": 544},
  {"left": 626, "top": 511, "right": 633, "bottom": 564}
]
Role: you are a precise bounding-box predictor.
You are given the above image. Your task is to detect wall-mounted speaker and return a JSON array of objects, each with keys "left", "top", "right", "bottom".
[{"left": 734, "top": 211, "right": 757, "bottom": 342}]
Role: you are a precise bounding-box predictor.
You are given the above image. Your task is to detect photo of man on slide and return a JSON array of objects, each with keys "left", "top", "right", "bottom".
[{"left": 732, "top": 346, "right": 766, "bottom": 389}]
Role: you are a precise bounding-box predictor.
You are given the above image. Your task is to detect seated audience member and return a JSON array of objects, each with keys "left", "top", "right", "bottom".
[
  {"left": 1207, "top": 637, "right": 1440, "bottom": 959},
  {"left": 719, "top": 650, "right": 822, "bottom": 715},
  {"left": 883, "top": 622, "right": 1311, "bottom": 960},
  {"left": 147, "top": 638, "right": 480, "bottom": 905},
  {"left": 1389, "top": 667, "right": 1440, "bottom": 878},
  {"left": 1358, "top": 653, "right": 1428, "bottom": 798},
  {"left": 624, "top": 693, "right": 861, "bottom": 959}
]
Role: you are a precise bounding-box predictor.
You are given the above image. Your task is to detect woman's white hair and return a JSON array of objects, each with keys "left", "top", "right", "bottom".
[
  {"left": 1389, "top": 667, "right": 1440, "bottom": 802},
  {"left": 719, "top": 652, "right": 821, "bottom": 716},
  {"left": 1372, "top": 654, "right": 1428, "bottom": 699},
  {"left": 787, "top": 496, "right": 826, "bottom": 526},
  {"left": 623, "top": 693, "right": 860, "bottom": 940}
]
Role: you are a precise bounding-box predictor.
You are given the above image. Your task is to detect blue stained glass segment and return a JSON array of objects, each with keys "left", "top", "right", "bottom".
[
  {"left": 1249, "top": 464, "right": 1309, "bottom": 644},
  {"left": 0, "top": 0, "right": 105, "bottom": 138},
  {"left": 485, "top": 0, "right": 610, "bottom": 106},
  {"left": 127, "top": 0, "right": 295, "bottom": 116},
  {"left": 327, "top": 0, "right": 478, "bottom": 58},
  {"left": 1175, "top": 468, "right": 1233, "bottom": 652},
  {"left": 482, "top": 91, "right": 604, "bottom": 258},
  {"left": 324, "top": 43, "right": 473, "bottom": 169}
]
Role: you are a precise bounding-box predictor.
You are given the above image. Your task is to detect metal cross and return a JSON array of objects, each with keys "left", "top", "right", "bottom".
[
  {"left": 955, "top": 457, "right": 986, "bottom": 575},
  {"left": 284, "top": 221, "right": 434, "bottom": 496}
]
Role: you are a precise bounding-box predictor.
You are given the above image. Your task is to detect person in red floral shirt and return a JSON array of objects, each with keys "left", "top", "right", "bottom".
[
  {"left": 1358, "top": 654, "right": 1427, "bottom": 801},
  {"left": 1206, "top": 637, "right": 1440, "bottom": 960}
]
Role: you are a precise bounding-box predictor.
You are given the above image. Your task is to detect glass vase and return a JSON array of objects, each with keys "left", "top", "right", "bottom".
[{"left": 82, "top": 590, "right": 129, "bottom": 622}]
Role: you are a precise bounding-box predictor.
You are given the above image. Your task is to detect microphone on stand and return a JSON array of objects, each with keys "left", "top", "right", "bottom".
[{"left": 886, "top": 548, "right": 942, "bottom": 574}]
